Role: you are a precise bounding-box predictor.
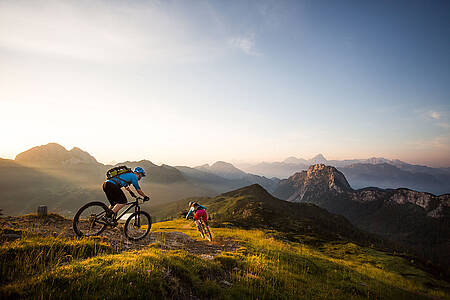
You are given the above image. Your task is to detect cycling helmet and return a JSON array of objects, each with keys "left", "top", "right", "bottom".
[
  {"left": 188, "top": 201, "right": 199, "bottom": 207},
  {"left": 134, "top": 167, "right": 146, "bottom": 177}
]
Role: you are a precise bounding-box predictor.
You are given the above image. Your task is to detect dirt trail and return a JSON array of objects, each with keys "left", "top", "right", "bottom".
[{"left": 0, "top": 214, "right": 239, "bottom": 257}]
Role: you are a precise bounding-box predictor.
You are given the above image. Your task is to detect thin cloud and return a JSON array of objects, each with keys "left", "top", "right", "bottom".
[
  {"left": 429, "top": 111, "right": 441, "bottom": 120},
  {"left": 408, "top": 134, "right": 450, "bottom": 150},
  {"left": 228, "top": 33, "right": 261, "bottom": 56},
  {"left": 427, "top": 110, "right": 450, "bottom": 129},
  {"left": 420, "top": 109, "right": 450, "bottom": 128},
  {"left": 0, "top": 0, "right": 226, "bottom": 64}
]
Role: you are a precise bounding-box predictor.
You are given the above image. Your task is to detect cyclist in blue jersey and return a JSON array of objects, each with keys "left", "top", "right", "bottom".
[{"left": 102, "top": 167, "right": 149, "bottom": 221}]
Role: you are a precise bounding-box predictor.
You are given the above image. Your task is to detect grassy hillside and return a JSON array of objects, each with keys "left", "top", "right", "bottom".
[
  {"left": 152, "top": 184, "right": 394, "bottom": 250},
  {"left": 1, "top": 219, "right": 449, "bottom": 299}
]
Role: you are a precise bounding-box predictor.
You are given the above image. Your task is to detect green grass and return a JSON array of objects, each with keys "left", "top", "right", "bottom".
[
  {"left": 1, "top": 219, "right": 449, "bottom": 299},
  {"left": 153, "top": 220, "right": 450, "bottom": 299},
  {"left": 0, "top": 235, "right": 112, "bottom": 286}
]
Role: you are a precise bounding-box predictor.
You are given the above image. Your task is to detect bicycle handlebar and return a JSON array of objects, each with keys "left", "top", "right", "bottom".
[{"left": 134, "top": 196, "right": 149, "bottom": 202}]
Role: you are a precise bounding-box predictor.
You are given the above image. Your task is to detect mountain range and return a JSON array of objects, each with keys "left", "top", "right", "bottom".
[
  {"left": 1, "top": 143, "right": 449, "bottom": 275},
  {"left": 2, "top": 143, "right": 449, "bottom": 216},
  {"left": 0, "top": 143, "right": 277, "bottom": 216},
  {"left": 238, "top": 154, "right": 450, "bottom": 195}
]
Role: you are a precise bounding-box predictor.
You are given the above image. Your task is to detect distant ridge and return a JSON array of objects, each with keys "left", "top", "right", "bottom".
[
  {"left": 274, "top": 164, "right": 449, "bottom": 218},
  {"left": 238, "top": 154, "right": 450, "bottom": 195},
  {"left": 1, "top": 143, "right": 281, "bottom": 215},
  {"left": 15, "top": 143, "right": 99, "bottom": 167},
  {"left": 193, "top": 161, "right": 277, "bottom": 192},
  {"left": 195, "top": 161, "right": 246, "bottom": 180}
]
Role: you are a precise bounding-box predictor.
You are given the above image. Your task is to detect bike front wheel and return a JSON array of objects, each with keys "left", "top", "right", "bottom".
[
  {"left": 204, "top": 225, "right": 213, "bottom": 242},
  {"left": 73, "top": 201, "right": 109, "bottom": 237},
  {"left": 198, "top": 223, "right": 205, "bottom": 239},
  {"left": 124, "top": 211, "right": 152, "bottom": 241}
]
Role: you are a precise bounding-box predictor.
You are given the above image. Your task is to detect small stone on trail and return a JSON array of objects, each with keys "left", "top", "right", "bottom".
[
  {"left": 4, "top": 233, "right": 21, "bottom": 241},
  {"left": 200, "top": 254, "right": 214, "bottom": 260},
  {"left": 220, "top": 280, "right": 232, "bottom": 287}
]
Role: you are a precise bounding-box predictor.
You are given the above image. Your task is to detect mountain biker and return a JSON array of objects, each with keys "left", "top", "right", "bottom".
[
  {"left": 186, "top": 201, "right": 208, "bottom": 233},
  {"left": 102, "top": 167, "right": 149, "bottom": 222}
]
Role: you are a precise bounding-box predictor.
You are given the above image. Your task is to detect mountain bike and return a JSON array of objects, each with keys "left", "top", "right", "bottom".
[
  {"left": 73, "top": 196, "right": 152, "bottom": 241},
  {"left": 197, "top": 219, "right": 213, "bottom": 242}
]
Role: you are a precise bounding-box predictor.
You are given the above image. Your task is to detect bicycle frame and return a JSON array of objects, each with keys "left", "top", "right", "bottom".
[{"left": 115, "top": 198, "right": 141, "bottom": 221}]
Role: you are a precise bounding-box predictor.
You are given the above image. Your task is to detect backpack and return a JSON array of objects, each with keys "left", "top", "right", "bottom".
[{"left": 106, "top": 166, "right": 132, "bottom": 180}]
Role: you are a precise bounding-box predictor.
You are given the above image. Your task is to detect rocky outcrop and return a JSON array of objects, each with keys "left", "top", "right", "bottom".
[{"left": 274, "top": 164, "right": 352, "bottom": 202}]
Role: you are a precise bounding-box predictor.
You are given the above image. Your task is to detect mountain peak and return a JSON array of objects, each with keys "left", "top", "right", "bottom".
[
  {"left": 15, "top": 143, "right": 98, "bottom": 166},
  {"left": 221, "top": 183, "right": 273, "bottom": 199},
  {"left": 194, "top": 163, "right": 210, "bottom": 169},
  {"left": 305, "top": 164, "right": 352, "bottom": 191},
  {"left": 208, "top": 161, "right": 246, "bottom": 176},
  {"left": 211, "top": 161, "right": 235, "bottom": 168},
  {"left": 69, "top": 147, "right": 98, "bottom": 164},
  {"left": 283, "top": 156, "right": 308, "bottom": 164},
  {"left": 15, "top": 143, "right": 69, "bottom": 163},
  {"left": 310, "top": 154, "right": 327, "bottom": 162},
  {"left": 273, "top": 164, "right": 352, "bottom": 202},
  {"left": 25, "top": 142, "right": 67, "bottom": 153},
  {"left": 69, "top": 147, "right": 84, "bottom": 152}
]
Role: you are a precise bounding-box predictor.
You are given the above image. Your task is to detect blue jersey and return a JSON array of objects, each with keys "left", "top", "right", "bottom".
[
  {"left": 186, "top": 204, "right": 206, "bottom": 219},
  {"left": 106, "top": 172, "right": 141, "bottom": 190}
]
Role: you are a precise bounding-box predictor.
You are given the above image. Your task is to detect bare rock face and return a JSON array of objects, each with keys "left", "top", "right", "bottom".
[
  {"left": 351, "top": 189, "right": 383, "bottom": 203},
  {"left": 304, "top": 164, "right": 352, "bottom": 193},
  {"left": 352, "top": 189, "right": 449, "bottom": 218},
  {"left": 275, "top": 164, "right": 352, "bottom": 202}
]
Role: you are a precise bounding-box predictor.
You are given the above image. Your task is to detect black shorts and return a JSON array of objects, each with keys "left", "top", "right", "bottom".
[{"left": 102, "top": 181, "right": 127, "bottom": 205}]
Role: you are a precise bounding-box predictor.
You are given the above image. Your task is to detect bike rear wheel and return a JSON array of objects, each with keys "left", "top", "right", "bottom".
[
  {"left": 124, "top": 211, "right": 152, "bottom": 241},
  {"left": 73, "top": 201, "right": 109, "bottom": 237}
]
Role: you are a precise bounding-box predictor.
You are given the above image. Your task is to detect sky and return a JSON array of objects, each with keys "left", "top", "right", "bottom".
[{"left": 0, "top": 0, "right": 449, "bottom": 167}]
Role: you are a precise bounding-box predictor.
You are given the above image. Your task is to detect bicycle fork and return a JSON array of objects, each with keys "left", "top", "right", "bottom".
[
  {"left": 196, "top": 223, "right": 205, "bottom": 238},
  {"left": 134, "top": 205, "right": 141, "bottom": 227}
]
